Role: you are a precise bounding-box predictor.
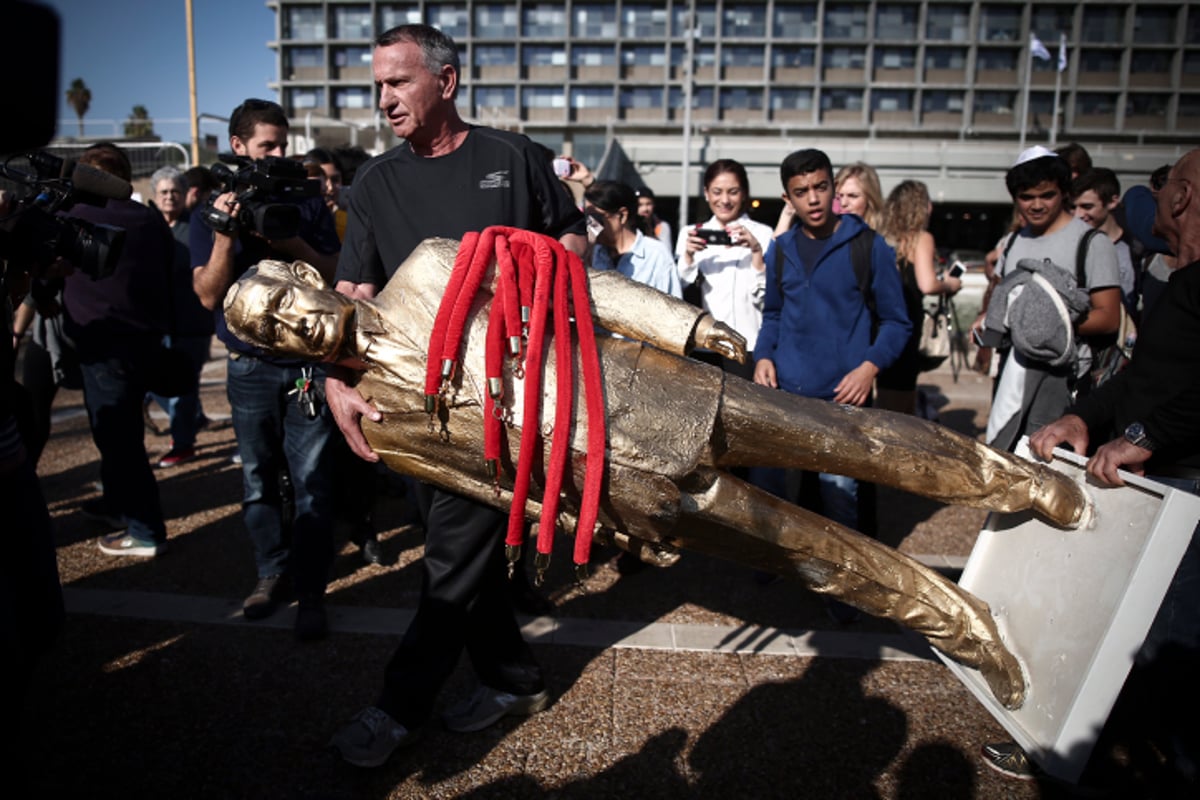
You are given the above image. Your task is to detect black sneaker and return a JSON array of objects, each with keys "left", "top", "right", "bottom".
[
  {"left": 980, "top": 741, "right": 1040, "bottom": 781},
  {"left": 295, "top": 594, "right": 328, "bottom": 641},
  {"left": 243, "top": 574, "right": 283, "bottom": 620}
]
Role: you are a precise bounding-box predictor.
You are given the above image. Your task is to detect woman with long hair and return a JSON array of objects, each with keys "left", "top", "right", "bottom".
[
  {"left": 834, "top": 162, "right": 885, "bottom": 230},
  {"left": 876, "top": 179, "right": 961, "bottom": 414},
  {"left": 585, "top": 180, "right": 680, "bottom": 298},
  {"left": 676, "top": 158, "right": 774, "bottom": 378}
]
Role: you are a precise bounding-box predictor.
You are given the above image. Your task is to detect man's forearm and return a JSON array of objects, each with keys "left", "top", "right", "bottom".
[{"left": 193, "top": 234, "right": 238, "bottom": 310}]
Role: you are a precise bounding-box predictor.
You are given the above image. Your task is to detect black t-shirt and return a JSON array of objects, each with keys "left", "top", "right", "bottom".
[{"left": 336, "top": 126, "right": 586, "bottom": 287}]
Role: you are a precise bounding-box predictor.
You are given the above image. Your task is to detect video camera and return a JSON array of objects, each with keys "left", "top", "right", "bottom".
[
  {"left": 0, "top": 149, "right": 129, "bottom": 280},
  {"left": 202, "top": 154, "right": 319, "bottom": 240}
]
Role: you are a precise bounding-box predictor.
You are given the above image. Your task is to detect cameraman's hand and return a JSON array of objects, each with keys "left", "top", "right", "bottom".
[
  {"left": 212, "top": 192, "right": 240, "bottom": 237},
  {"left": 325, "top": 371, "right": 382, "bottom": 462}
]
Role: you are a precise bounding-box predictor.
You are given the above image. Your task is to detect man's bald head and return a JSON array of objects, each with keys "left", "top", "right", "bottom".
[{"left": 1153, "top": 148, "right": 1200, "bottom": 263}]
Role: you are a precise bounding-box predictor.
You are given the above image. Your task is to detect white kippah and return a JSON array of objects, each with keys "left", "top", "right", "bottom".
[{"left": 1012, "top": 145, "right": 1059, "bottom": 168}]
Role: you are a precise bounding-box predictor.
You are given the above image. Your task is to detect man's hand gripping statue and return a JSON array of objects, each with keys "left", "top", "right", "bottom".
[{"left": 223, "top": 227, "right": 1093, "bottom": 711}]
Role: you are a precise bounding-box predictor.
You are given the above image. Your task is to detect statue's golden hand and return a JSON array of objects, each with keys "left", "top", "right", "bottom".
[{"left": 691, "top": 314, "right": 747, "bottom": 363}]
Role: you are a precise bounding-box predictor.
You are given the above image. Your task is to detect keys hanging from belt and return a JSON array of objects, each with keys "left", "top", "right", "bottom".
[{"left": 289, "top": 366, "right": 318, "bottom": 419}]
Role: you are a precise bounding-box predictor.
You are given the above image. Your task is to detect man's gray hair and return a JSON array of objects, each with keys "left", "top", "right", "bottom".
[
  {"left": 150, "top": 165, "right": 185, "bottom": 192},
  {"left": 374, "top": 23, "right": 460, "bottom": 95}
]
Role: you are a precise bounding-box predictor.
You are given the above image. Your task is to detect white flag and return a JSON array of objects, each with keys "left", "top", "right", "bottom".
[
  {"left": 1030, "top": 33, "right": 1052, "bottom": 62},
  {"left": 1057, "top": 34, "right": 1068, "bottom": 73}
]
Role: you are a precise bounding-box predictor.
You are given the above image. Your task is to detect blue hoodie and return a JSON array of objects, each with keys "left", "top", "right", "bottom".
[{"left": 755, "top": 213, "right": 911, "bottom": 401}]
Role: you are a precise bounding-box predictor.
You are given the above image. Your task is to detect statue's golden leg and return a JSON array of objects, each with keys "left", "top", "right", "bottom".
[
  {"left": 672, "top": 468, "right": 1026, "bottom": 709},
  {"left": 710, "top": 377, "right": 1088, "bottom": 528}
]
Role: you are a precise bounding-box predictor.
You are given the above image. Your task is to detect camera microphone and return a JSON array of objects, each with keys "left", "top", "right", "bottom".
[{"left": 62, "top": 161, "right": 133, "bottom": 202}]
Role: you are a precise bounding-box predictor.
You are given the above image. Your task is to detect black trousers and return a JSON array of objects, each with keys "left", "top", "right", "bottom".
[{"left": 377, "top": 485, "right": 544, "bottom": 728}]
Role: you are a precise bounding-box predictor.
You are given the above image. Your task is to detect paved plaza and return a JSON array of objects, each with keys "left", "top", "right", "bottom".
[{"left": 15, "top": 346, "right": 1187, "bottom": 798}]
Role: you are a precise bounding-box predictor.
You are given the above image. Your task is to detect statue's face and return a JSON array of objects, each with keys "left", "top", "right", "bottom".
[{"left": 225, "top": 261, "right": 354, "bottom": 360}]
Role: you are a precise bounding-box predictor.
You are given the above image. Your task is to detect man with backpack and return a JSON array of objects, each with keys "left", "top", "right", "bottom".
[
  {"left": 752, "top": 149, "right": 910, "bottom": 562},
  {"left": 977, "top": 146, "right": 1122, "bottom": 452}
]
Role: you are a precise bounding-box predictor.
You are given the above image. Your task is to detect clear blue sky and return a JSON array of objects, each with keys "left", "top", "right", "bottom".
[{"left": 47, "top": 0, "right": 278, "bottom": 144}]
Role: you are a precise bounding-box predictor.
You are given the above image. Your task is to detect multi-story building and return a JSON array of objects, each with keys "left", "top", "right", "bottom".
[{"left": 267, "top": 1, "right": 1199, "bottom": 246}]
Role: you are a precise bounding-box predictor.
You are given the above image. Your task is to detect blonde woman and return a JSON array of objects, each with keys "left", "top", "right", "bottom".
[
  {"left": 876, "top": 180, "right": 961, "bottom": 414},
  {"left": 835, "top": 162, "right": 885, "bottom": 230}
]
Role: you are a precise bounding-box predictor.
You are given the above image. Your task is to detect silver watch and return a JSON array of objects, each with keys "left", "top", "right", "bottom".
[{"left": 1123, "top": 422, "right": 1156, "bottom": 452}]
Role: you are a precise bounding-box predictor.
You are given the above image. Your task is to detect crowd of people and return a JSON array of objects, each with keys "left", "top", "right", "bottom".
[{"left": 4, "top": 21, "right": 1197, "bottom": 787}]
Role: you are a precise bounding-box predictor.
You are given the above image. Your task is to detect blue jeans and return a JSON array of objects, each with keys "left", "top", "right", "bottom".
[
  {"left": 79, "top": 348, "right": 167, "bottom": 544},
  {"left": 149, "top": 334, "right": 210, "bottom": 449},
  {"left": 226, "top": 354, "right": 335, "bottom": 594},
  {"left": 749, "top": 468, "right": 859, "bottom": 530}
]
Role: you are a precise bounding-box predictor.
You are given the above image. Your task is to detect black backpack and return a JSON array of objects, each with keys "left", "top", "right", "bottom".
[{"left": 774, "top": 228, "right": 879, "bottom": 327}]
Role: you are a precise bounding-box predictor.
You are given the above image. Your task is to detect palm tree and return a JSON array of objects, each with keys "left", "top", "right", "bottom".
[
  {"left": 124, "top": 104, "right": 153, "bottom": 137},
  {"left": 66, "top": 78, "right": 91, "bottom": 138}
]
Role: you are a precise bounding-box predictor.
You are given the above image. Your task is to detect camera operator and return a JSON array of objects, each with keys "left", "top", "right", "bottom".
[
  {"left": 63, "top": 142, "right": 173, "bottom": 557},
  {"left": 191, "top": 98, "right": 341, "bottom": 639}
]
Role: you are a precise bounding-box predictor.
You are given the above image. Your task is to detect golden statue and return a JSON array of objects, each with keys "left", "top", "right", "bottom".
[{"left": 224, "top": 235, "right": 1090, "bottom": 711}]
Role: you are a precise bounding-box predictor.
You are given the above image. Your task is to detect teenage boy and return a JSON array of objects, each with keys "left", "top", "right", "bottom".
[
  {"left": 1073, "top": 167, "right": 1136, "bottom": 309},
  {"left": 753, "top": 148, "right": 910, "bottom": 540},
  {"left": 977, "top": 146, "right": 1122, "bottom": 452}
]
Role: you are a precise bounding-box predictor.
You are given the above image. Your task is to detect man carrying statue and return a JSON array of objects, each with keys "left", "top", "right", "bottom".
[{"left": 223, "top": 229, "right": 1092, "bottom": 767}]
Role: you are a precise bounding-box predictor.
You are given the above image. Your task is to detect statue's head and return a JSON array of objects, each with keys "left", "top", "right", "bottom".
[{"left": 224, "top": 260, "right": 355, "bottom": 361}]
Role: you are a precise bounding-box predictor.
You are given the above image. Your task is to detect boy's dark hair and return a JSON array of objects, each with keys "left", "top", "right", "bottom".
[
  {"left": 1055, "top": 142, "right": 1092, "bottom": 176},
  {"left": 585, "top": 180, "right": 639, "bottom": 231},
  {"left": 229, "top": 98, "right": 289, "bottom": 142},
  {"left": 780, "top": 149, "right": 833, "bottom": 187},
  {"left": 183, "top": 165, "right": 219, "bottom": 192},
  {"left": 1005, "top": 154, "right": 1072, "bottom": 198},
  {"left": 79, "top": 141, "right": 131, "bottom": 182},
  {"left": 333, "top": 146, "right": 371, "bottom": 185},
  {"left": 1072, "top": 168, "right": 1121, "bottom": 204}
]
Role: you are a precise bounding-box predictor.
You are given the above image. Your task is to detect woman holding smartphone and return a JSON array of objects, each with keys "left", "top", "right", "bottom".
[
  {"left": 876, "top": 180, "right": 962, "bottom": 414},
  {"left": 676, "top": 159, "right": 774, "bottom": 378}
]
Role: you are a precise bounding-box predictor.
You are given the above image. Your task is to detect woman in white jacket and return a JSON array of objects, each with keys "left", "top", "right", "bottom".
[{"left": 676, "top": 159, "right": 774, "bottom": 379}]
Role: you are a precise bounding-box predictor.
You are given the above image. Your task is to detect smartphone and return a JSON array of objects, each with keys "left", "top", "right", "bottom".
[
  {"left": 695, "top": 227, "right": 732, "bottom": 246},
  {"left": 948, "top": 260, "right": 966, "bottom": 279},
  {"left": 552, "top": 157, "right": 572, "bottom": 179}
]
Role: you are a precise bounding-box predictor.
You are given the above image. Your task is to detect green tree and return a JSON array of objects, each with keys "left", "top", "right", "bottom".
[
  {"left": 66, "top": 77, "right": 91, "bottom": 137},
  {"left": 124, "top": 104, "right": 153, "bottom": 137}
]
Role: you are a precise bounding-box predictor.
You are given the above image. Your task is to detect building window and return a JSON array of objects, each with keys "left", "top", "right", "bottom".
[
  {"left": 874, "top": 47, "right": 916, "bottom": 69},
  {"left": 476, "top": 44, "right": 517, "bottom": 67},
  {"left": 572, "top": 46, "right": 616, "bottom": 67},
  {"left": 474, "top": 4, "right": 518, "bottom": 38},
  {"left": 1076, "top": 92, "right": 1117, "bottom": 114},
  {"left": 922, "top": 90, "right": 964, "bottom": 112},
  {"left": 979, "top": 5, "right": 1020, "bottom": 42},
  {"left": 1131, "top": 50, "right": 1172, "bottom": 75},
  {"left": 773, "top": 3, "right": 817, "bottom": 37},
  {"left": 875, "top": 4, "right": 918, "bottom": 40},
  {"left": 523, "top": 86, "right": 565, "bottom": 109},
  {"left": 571, "top": 87, "right": 614, "bottom": 109},
  {"left": 925, "top": 47, "right": 967, "bottom": 70},
  {"left": 1179, "top": 95, "right": 1200, "bottom": 117},
  {"left": 872, "top": 90, "right": 913, "bottom": 111},
  {"left": 524, "top": 46, "right": 566, "bottom": 67},
  {"left": 823, "top": 47, "right": 866, "bottom": 70},
  {"left": 476, "top": 86, "right": 516, "bottom": 110},
  {"left": 720, "top": 87, "right": 763, "bottom": 110},
  {"left": 672, "top": 4, "right": 717, "bottom": 37},
  {"left": 722, "top": 46, "right": 765, "bottom": 68},
  {"left": 523, "top": 4, "right": 567, "bottom": 37},
  {"left": 427, "top": 4, "right": 468, "bottom": 38},
  {"left": 974, "top": 91, "right": 1015, "bottom": 114},
  {"left": 333, "top": 5, "right": 372, "bottom": 39},
  {"left": 1126, "top": 93, "right": 1170, "bottom": 117},
  {"left": 823, "top": 4, "right": 868, "bottom": 39},
  {"left": 1079, "top": 49, "right": 1121, "bottom": 73},
  {"left": 926, "top": 5, "right": 970, "bottom": 41},
  {"left": 671, "top": 44, "right": 717, "bottom": 69},
  {"left": 772, "top": 46, "right": 816, "bottom": 68},
  {"left": 722, "top": 3, "right": 767, "bottom": 37},
  {"left": 287, "top": 87, "right": 325, "bottom": 110},
  {"left": 334, "top": 87, "right": 372, "bottom": 109},
  {"left": 622, "top": 45, "right": 667, "bottom": 67},
  {"left": 1134, "top": 6, "right": 1176, "bottom": 44},
  {"left": 668, "top": 86, "right": 715, "bottom": 108},
  {"left": 822, "top": 89, "right": 863, "bottom": 111},
  {"left": 976, "top": 49, "right": 1018, "bottom": 71},
  {"left": 284, "top": 6, "right": 325, "bottom": 40},
  {"left": 379, "top": 4, "right": 421, "bottom": 31},
  {"left": 1081, "top": 7, "right": 1123, "bottom": 44},
  {"left": 770, "top": 87, "right": 813, "bottom": 110},
  {"left": 333, "top": 46, "right": 371, "bottom": 68},
  {"left": 623, "top": 4, "right": 668, "bottom": 38},
  {"left": 620, "top": 87, "right": 662, "bottom": 109},
  {"left": 573, "top": 4, "right": 618, "bottom": 37},
  {"left": 1185, "top": 52, "right": 1200, "bottom": 75},
  {"left": 286, "top": 47, "right": 324, "bottom": 71},
  {"left": 1032, "top": 5, "right": 1075, "bottom": 41}
]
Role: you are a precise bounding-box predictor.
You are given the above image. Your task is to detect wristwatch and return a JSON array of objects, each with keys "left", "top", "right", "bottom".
[{"left": 1123, "top": 422, "right": 1157, "bottom": 452}]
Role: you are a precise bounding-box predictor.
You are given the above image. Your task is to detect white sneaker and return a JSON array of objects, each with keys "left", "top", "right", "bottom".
[
  {"left": 442, "top": 685, "right": 550, "bottom": 733},
  {"left": 329, "top": 706, "right": 419, "bottom": 768}
]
